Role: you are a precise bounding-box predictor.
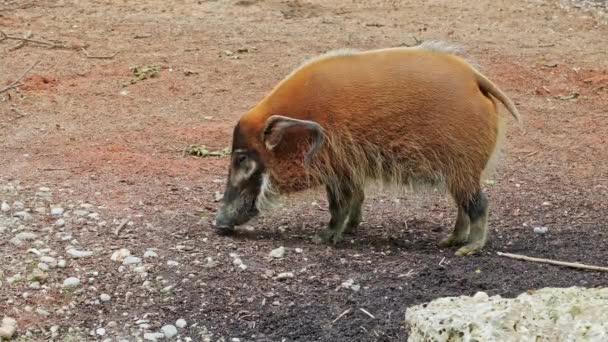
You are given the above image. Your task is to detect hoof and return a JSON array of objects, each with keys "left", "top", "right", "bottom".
[
  {"left": 215, "top": 226, "right": 236, "bottom": 236},
  {"left": 439, "top": 235, "right": 468, "bottom": 248},
  {"left": 455, "top": 243, "right": 484, "bottom": 256},
  {"left": 320, "top": 230, "right": 343, "bottom": 245}
]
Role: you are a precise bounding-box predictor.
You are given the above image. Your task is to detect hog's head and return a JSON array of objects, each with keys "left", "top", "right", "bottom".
[{"left": 214, "top": 115, "right": 324, "bottom": 234}]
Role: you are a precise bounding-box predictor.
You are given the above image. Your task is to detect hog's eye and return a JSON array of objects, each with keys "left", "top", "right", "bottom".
[{"left": 236, "top": 154, "right": 247, "bottom": 165}]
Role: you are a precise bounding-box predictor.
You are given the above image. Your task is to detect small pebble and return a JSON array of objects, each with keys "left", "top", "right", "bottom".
[
  {"left": 67, "top": 248, "right": 93, "bottom": 258},
  {"left": 100, "top": 294, "right": 111, "bottom": 302},
  {"left": 123, "top": 256, "right": 142, "bottom": 265},
  {"left": 73, "top": 210, "right": 89, "bottom": 216},
  {"left": 51, "top": 207, "right": 65, "bottom": 216},
  {"left": 57, "top": 259, "right": 67, "bottom": 268},
  {"left": 0, "top": 201, "right": 10, "bottom": 212},
  {"left": 167, "top": 260, "right": 179, "bottom": 267},
  {"left": 275, "top": 272, "right": 294, "bottom": 280},
  {"left": 144, "top": 332, "right": 165, "bottom": 341},
  {"left": 55, "top": 218, "right": 66, "bottom": 227},
  {"left": 144, "top": 250, "right": 158, "bottom": 258},
  {"left": 269, "top": 246, "right": 286, "bottom": 258},
  {"left": 534, "top": 226, "right": 548, "bottom": 235},
  {"left": 16, "top": 231, "right": 38, "bottom": 241},
  {"left": 111, "top": 248, "right": 131, "bottom": 262},
  {"left": 63, "top": 277, "right": 80, "bottom": 288},
  {"left": 175, "top": 319, "right": 187, "bottom": 329},
  {"left": 96, "top": 328, "right": 106, "bottom": 336},
  {"left": 161, "top": 325, "right": 178, "bottom": 338}
]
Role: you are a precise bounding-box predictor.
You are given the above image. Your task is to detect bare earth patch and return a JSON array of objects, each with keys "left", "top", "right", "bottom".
[{"left": 1, "top": 0, "right": 607, "bottom": 341}]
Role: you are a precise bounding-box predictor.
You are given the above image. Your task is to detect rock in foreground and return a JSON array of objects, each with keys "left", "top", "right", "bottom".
[{"left": 405, "top": 287, "right": 608, "bottom": 341}]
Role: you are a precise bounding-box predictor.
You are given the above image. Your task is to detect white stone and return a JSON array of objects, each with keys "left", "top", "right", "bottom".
[
  {"left": 275, "top": 272, "right": 294, "bottom": 280},
  {"left": 36, "top": 308, "right": 49, "bottom": 316},
  {"left": 88, "top": 212, "right": 100, "bottom": 220},
  {"left": 144, "top": 250, "right": 158, "bottom": 258},
  {"left": 405, "top": 287, "right": 608, "bottom": 342},
  {"left": 55, "top": 218, "right": 66, "bottom": 227},
  {"left": 67, "top": 248, "right": 93, "bottom": 258},
  {"left": 534, "top": 226, "right": 548, "bottom": 234},
  {"left": 51, "top": 207, "right": 64, "bottom": 216},
  {"left": 38, "top": 263, "right": 50, "bottom": 271},
  {"left": 161, "top": 324, "right": 178, "bottom": 338},
  {"left": 1, "top": 201, "right": 9, "bottom": 212},
  {"left": 144, "top": 332, "right": 165, "bottom": 341},
  {"left": 57, "top": 259, "right": 67, "bottom": 268},
  {"left": 175, "top": 319, "right": 187, "bottom": 329},
  {"left": 204, "top": 257, "right": 218, "bottom": 268},
  {"left": 63, "top": 277, "right": 80, "bottom": 288},
  {"left": 167, "top": 260, "right": 179, "bottom": 267},
  {"left": 73, "top": 209, "right": 89, "bottom": 216},
  {"left": 269, "top": 246, "right": 286, "bottom": 258},
  {"left": 100, "top": 294, "right": 111, "bottom": 302},
  {"left": 96, "top": 328, "right": 106, "bottom": 336},
  {"left": 16, "top": 231, "right": 38, "bottom": 240},
  {"left": 40, "top": 256, "right": 57, "bottom": 264},
  {"left": 39, "top": 187, "right": 51, "bottom": 192},
  {"left": 111, "top": 248, "right": 131, "bottom": 262},
  {"left": 123, "top": 256, "right": 142, "bottom": 265},
  {"left": 0, "top": 317, "right": 17, "bottom": 339},
  {"left": 14, "top": 211, "right": 33, "bottom": 221},
  {"left": 295, "top": 248, "right": 303, "bottom": 253}
]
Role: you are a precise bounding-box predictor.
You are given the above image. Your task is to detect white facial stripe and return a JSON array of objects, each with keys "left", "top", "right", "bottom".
[
  {"left": 231, "top": 159, "right": 257, "bottom": 186},
  {"left": 256, "top": 172, "right": 280, "bottom": 212}
]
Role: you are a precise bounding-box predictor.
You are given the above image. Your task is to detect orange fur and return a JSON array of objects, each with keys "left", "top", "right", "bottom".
[{"left": 238, "top": 45, "right": 518, "bottom": 201}]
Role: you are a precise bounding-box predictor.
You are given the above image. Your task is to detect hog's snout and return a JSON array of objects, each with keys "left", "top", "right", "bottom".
[{"left": 214, "top": 207, "right": 236, "bottom": 235}]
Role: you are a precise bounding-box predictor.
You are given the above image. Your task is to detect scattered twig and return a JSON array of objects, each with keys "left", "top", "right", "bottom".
[
  {"left": 39, "top": 167, "right": 67, "bottom": 172},
  {"left": 81, "top": 48, "right": 121, "bottom": 59},
  {"left": 114, "top": 218, "right": 130, "bottom": 236},
  {"left": 0, "top": 60, "right": 40, "bottom": 94},
  {"left": 0, "top": 30, "right": 84, "bottom": 50},
  {"left": 438, "top": 256, "right": 446, "bottom": 266},
  {"left": 9, "top": 40, "right": 25, "bottom": 51},
  {"left": 359, "top": 308, "right": 376, "bottom": 319},
  {"left": 497, "top": 252, "right": 608, "bottom": 272},
  {"left": 10, "top": 107, "right": 25, "bottom": 118},
  {"left": 331, "top": 309, "right": 351, "bottom": 324},
  {"left": 134, "top": 34, "right": 152, "bottom": 39},
  {"left": 397, "top": 269, "right": 415, "bottom": 278},
  {"left": 0, "top": 30, "right": 56, "bottom": 47}
]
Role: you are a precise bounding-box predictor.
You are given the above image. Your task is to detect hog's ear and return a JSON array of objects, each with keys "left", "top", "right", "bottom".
[{"left": 262, "top": 115, "right": 324, "bottom": 164}]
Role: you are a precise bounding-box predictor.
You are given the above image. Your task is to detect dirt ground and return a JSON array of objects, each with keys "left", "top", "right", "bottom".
[{"left": 1, "top": 0, "right": 607, "bottom": 341}]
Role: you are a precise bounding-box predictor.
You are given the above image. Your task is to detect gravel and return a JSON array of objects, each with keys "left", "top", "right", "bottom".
[
  {"left": 144, "top": 332, "right": 165, "bottom": 341},
  {"left": 15, "top": 232, "right": 38, "bottom": 241},
  {"left": 269, "top": 246, "right": 286, "bottom": 258},
  {"left": 63, "top": 277, "right": 80, "bottom": 288},
  {"left": 111, "top": 248, "right": 131, "bottom": 262},
  {"left": 51, "top": 207, "right": 65, "bottom": 216},
  {"left": 67, "top": 248, "right": 93, "bottom": 258},
  {"left": 161, "top": 325, "right": 178, "bottom": 338},
  {"left": 122, "top": 256, "right": 142, "bottom": 265},
  {"left": 144, "top": 250, "right": 158, "bottom": 258},
  {"left": 100, "top": 294, "right": 111, "bottom": 302},
  {"left": 175, "top": 319, "right": 187, "bottom": 329}
]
